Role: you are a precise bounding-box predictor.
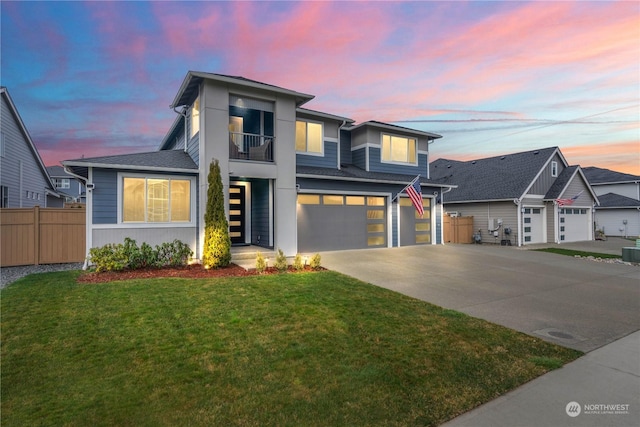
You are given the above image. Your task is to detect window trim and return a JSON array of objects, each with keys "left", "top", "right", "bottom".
[
  {"left": 551, "top": 161, "right": 558, "bottom": 177},
  {"left": 380, "top": 133, "right": 418, "bottom": 166},
  {"left": 117, "top": 172, "right": 196, "bottom": 227},
  {"left": 295, "top": 119, "right": 324, "bottom": 156}
]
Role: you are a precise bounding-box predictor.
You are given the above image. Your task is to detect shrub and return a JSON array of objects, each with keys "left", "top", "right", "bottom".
[
  {"left": 293, "top": 254, "right": 304, "bottom": 271},
  {"left": 89, "top": 239, "right": 192, "bottom": 272},
  {"left": 203, "top": 159, "right": 231, "bottom": 269},
  {"left": 255, "top": 251, "right": 267, "bottom": 274},
  {"left": 156, "top": 239, "right": 193, "bottom": 268},
  {"left": 309, "top": 253, "right": 322, "bottom": 270},
  {"left": 274, "top": 248, "right": 288, "bottom": 273},
  {"left": 89, "top": 243, "right": 128, "bottom": 273}
]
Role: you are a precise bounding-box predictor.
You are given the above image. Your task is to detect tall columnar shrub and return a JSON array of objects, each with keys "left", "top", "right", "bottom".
[{"left": 202, "top": 159, "right": 232, "bottom": 269}]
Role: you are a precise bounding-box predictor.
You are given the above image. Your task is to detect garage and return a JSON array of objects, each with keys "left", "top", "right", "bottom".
[
  {"left": 297, "top": 194, "right": 387, "bottom": 252},
  {"left": 399, "top": 197, "right": 432, "bottom": 246},
  {"left": 559, "top": 207, "right": 591, "bottom": 242}
]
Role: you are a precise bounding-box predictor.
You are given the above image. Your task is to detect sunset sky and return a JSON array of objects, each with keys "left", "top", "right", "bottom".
[{"left": 1, "top": 0, "right": 638, "bottom": 174}]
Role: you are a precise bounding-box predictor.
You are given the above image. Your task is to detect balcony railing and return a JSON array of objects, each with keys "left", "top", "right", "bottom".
[{"left": 229, "top": 132, "right": 274, "bottom": 162}]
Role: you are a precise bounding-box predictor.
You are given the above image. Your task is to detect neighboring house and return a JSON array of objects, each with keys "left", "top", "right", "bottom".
[
  {"left": 0, "top": 87, "right": 62, "bottom": 208},
  {"left": 430, "top": 147, "right": 599, "bottom": 245},
  {"left": 62, "top": 71, "right": 455, "bottom": 261},
  {"left": 583, "top": 166, "right": 640, "bottom": 238},
  {"left": 47, "top": 165, "right": 86, "bottom": 203}
]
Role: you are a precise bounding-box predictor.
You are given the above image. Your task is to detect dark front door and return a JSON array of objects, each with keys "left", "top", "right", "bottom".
[{"left": 229, "top": 185, "right": 246, "bottom": 245}]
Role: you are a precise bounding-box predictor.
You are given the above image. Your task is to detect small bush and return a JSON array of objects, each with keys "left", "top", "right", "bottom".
[
  {"left": 89, "top": 243, "right": 128, "bottom": 273},
  {"left": 274, "top": 248, "right": 288, "bottom": 273},
  {"left": 293, "top": 254, "right": 304, "bottom": 271},
  {"left": 156, "top": 239, "right": 193, "bottom": 268},
  {"left": 309, "top": 253, "right": 322, "bottom": 270},
  {"left": 89, "top": 239, "right": 192, "bottom": 272},
  {"left": 255, "top": 252, "right": 267, "bottom": 274}
]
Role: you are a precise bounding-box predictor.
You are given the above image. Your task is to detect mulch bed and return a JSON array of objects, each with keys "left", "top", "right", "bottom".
[{"left": 77, "top": 264, "right": 323, "bottom": 284}]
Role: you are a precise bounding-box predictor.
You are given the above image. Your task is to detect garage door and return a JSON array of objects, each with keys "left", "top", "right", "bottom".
[
  {"left": 399, "top": 197, "right": 431, "bottom": 245},
  {"left": 297, "top": 194, "right": 386, "bottom": 252},
  {"left": 560, "top": 208, "right": 590, "bottom": 242},
  {"left": 523, "top": 207, "right": 544, "bottom": 244}
]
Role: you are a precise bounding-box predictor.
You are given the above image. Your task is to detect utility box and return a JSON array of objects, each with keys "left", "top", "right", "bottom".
[{"left": 622, "top": 247, "right": 640, "bottom": 263}]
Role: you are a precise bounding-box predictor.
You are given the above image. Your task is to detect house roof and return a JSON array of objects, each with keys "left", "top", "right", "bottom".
[
  {"left": 297, "top": 164, "right": 455, "bottom": 189},
  {"left": 582, "top": 166, "right": 640, "bottom": 185},
  {"left": 296, "top": 107, "right": 355, "bottom": 124},
  {"left": 347, "top": 120, "right": 443, "bottom": 139},
  {"left": 46, "top": 165, "right": 74, "bottom": 178},
  {"left": 544, "top": 165, "right": 578, "bottom": 199},
  {"left": 596, "top": 192, "right": 640, "bottom": 209},
  {"left": 1, "top": 87, "right": 59, "bottom": 196},
  {"left": 62, "top": 149, "right": 198, "bottom": 178},
  {"left": 171, "top": 71, "right": 315, "bottom": 109},
  {"left": 430, "top": 147, "right": 561, "bottom": 202}
]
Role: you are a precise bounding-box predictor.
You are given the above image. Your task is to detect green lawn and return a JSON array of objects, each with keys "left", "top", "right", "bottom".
[{"left": 1, "top": 270, "right": 581, "bottom": 427}]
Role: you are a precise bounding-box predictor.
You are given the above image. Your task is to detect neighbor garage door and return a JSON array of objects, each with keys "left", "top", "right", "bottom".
[
  {"left": 297, "top": 194, "right": 386, "bottom": 252},
  {"left": 559, "top": 207, "right": 591, "bottom": 242},
  {"left": 523, "top": 207, "right": 544, "bottom": 244}
]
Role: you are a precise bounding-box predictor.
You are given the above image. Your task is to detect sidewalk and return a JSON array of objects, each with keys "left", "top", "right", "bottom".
[{"left": 441, "top": 330, "right": 640, "bottom": 427}]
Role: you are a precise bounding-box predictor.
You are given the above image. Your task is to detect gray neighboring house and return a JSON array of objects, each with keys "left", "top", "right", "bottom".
[
  {"left": 47, "top": 165, "right": 86, "bottom": 203},
  {"left": 583, "top": 166, "right": 640, "bottom": 238},
  {"left": 0, "top": 87, "right": 62, "bottom": 208},
  {"left": 62, "top": 71, "right": 454, "bottom": 262},
  {"left": 430, "top": 147, "right": 599, "bottom": 245}
]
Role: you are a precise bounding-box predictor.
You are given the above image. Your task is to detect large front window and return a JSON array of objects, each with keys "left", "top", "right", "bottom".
[
  {"left": 381, "top": 134, "right": 417, "bottom": 164},
  {"left": 296, "top": 120, "right": 323, "bottom": 154},
  {"left": 123, "top": 177, "right": 191, "bottom": 223}
]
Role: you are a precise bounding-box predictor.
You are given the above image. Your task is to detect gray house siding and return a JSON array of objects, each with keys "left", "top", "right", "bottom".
[
  {"left": 92, "top": 169, "right": 118, "bottom": 224},
  {"left": 444, "top": 202, "right": 518, "bottom": 244},
  {"left": 367, "top": 147, "right": 426, "bottom": 176},
  {"left": 529, "top": 153, "right": 566, "bottom": 195},
  {"left": 340, "top": 129, "right": 352, "bottom": 165},
  {"left": 352, "top": 147, "right": 366, "bottom": 170},
  {"left": 187, "top": 133, "right": 199, "bottom": 166},
  {"left": 0, "top": 91, "right": 55, "bottom": 208},
  {"left": 296, "top": 141, "right": 337, "bottom": 168}
]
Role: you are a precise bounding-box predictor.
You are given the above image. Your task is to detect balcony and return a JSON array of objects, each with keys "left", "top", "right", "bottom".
[{"left": 229, "top": 132, "right": 274, "bottom": 162}]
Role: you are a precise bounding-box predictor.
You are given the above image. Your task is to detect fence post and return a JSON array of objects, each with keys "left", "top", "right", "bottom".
[{"left": 34, "top": 205, "right": 40, "bottom": 265}]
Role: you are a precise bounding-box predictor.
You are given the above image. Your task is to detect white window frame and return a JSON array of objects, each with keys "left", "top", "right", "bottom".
[
  {"left": 551, "top": 161, "right": 558, "bottom": 177},
  {"left": 117, "top": 172, "right": 196, "bottom": 227},
  {"left": 190, "top": 96, "right": 200, "bottom": 138},
  {"left": 295, "top": 119, "right": 324, "bottom": 156},
  {"left": 380, "top": 133, "right": 418, "bottom": 166}
]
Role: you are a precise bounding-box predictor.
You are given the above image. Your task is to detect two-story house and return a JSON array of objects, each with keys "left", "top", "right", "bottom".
[
  {"left": 1, "top": 87, "right": 62, "bottom": 208},
  {"left": 430, "top": 147, "right": 599, "bottom": 245},
  {"left": 62, "top": 72, "right": 454, "bottom": 262},
  {"left": 47, "top": 165, "right": 86, "bottom": 203},
  {"left": 583, "top": 166, "right": 640, "bottom": 238}
]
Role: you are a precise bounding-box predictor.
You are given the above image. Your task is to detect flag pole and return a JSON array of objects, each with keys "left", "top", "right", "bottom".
[{"left": 392, "top": 174, "right": 421, "bottom": 203}]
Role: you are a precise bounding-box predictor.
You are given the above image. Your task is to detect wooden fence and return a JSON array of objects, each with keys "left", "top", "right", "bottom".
[
  {"left": 1, "top": 206, "right": 86, "bottom": 267},
  {"left": 443, "top": 215, "right": 474, "bottom": 244}
]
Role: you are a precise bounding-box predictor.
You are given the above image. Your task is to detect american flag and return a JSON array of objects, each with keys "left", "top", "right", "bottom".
[
  {"left": 556, "top": 191, "right": 583, "bottom": 207},
  {"left": 405, "top": 177, "right": 424, "bottom": 217}
]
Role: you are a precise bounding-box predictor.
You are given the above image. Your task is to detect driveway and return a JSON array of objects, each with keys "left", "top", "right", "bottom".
[{"left": 320, "top": 239, "right": 640, "bottom": 352}]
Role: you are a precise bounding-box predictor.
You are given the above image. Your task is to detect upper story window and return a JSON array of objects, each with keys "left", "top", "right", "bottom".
[
  {"left": 122, "top": 176, "right": 192, "bottom": 223},
  {"left": 296, "top": 120, "right": 323, "bottom": 154},
  {"left": 551, "top": 161, "right": 558, "bottom": 177},
  {"left": 381, "top": 134, "right": 417, "bottom": 164},
  {"left": 53, "top": 178, "right": 70, "bottom": 189},
  {"left": 190, "top": 96, "right": 200, "bottom": 138}
]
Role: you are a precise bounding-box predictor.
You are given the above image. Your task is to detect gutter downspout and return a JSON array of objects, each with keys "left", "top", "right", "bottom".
[
  {"left": 514, "top": 198, "right": 522, "bottom": 247},
  {"left": 64, "top": 166, "right": 91, "bottom": 270},
  {"left": 337, "top": 120, "right": 347, "bottom": 170},
  {"left": 440, "top": 186, "right": 453, "bottom": 244},
  {"left": 173, "top": 105, "right": 189, "bottom": 153}
]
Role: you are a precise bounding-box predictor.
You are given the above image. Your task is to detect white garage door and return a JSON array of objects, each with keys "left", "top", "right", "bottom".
[
  {"left": 560, "top": 208, "right": 590, "bottom": 242},
  {"left": 523, "top": 208, "right": 544, "bottom": 244}
]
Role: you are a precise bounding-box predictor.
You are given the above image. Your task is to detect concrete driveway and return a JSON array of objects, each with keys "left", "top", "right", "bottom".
[{"left": 320, "top": 239, "right": 640, "bottom": 352}]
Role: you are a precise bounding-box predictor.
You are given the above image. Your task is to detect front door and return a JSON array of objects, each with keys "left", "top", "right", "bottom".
[{"left": 229, "top": 185, "right": 246, "bottom": 245}]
